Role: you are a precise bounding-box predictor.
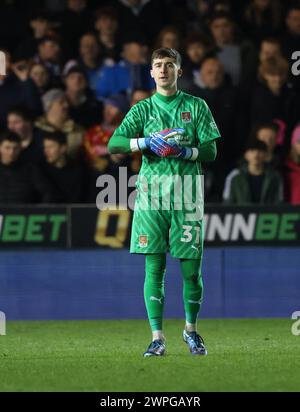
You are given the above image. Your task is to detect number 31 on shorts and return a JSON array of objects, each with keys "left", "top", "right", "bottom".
[{"left": 180, "top": 225, "right": 201, "bottom": 244}]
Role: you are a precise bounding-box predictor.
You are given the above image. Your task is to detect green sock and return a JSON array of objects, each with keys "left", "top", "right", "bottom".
[
  {"left": 180, "top": 259, "right": 203, "bottom": 324},
  {"left": 144, "top": 254, "right": 166, "bottom": 332}
]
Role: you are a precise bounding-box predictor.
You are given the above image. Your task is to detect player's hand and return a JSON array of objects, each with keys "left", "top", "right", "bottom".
[
  {"left": 149, "top": 128, "right": 185, "bottom": 157},
  {"left": 168, "top": 144, "right": 193, "bottom": 159},
  {"left": 149, "top": 134, "right": 179, "bottom": 157}
]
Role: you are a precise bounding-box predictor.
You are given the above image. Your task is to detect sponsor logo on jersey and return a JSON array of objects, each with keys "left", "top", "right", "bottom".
[
  {"left": 139, "top": 234, "right": 148, "bottom": 247},
  {"left": 181, "top": 111, "right": 191, "bottom": 123}
]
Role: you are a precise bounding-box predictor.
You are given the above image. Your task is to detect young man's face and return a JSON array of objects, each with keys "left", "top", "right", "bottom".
[
  {"left": 187, "top": 42, "right": 206, "bottom": 64},
  {"left": 286, "top": 9, "right": 300, "bottom": 36},
  {"left": 150, "top": 57, "right": 182, "bottom": 90},
  {"left": 43, "top": 139, "right": 66, "bottom": 164},
  {"left": 65, "top": 72, "right": 87, "bottom": 93},
  {"left": 0, "top": 140, "right": 21, "bottom": 165},
  {"left": 39, "top": 40, "right": 60, "bottom": 61},
  {"left": 245, "top": 149, "right": 266, "bottom": 167},
  {"left": 259, "top": 41, "right": 281, "bottom": 62},
  {"left": 30, "top": 64, "right": 49, "bottom": 88},
  {"left": 210, "top": 17, "right": 233, "bottom": 45},
  {"left": 8, "top": 114, "right": 32, "bottom": 138}
]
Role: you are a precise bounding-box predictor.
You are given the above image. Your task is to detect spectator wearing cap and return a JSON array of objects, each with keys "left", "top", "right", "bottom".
[
  {"left": 0, "top": 131, "right": 54, "bottom": 204},
  {"left": 0, "top": 51, "right": 42, "bottom": 129},
  {"left": 284, "top": 125, "right": 300, "bottom": 205},
  {"left": 35, "top": 88, "right": 85, "bottom": 159},
  {"left": 7, "top": 106, "right": 45, "bottom": 164},
  {"left": 64, "top": 66, "right": 103, "bottom": 128},
  {"left": 41, "top": 131, "right": 85, "bottom": 203},
  {"left": 95, "top": 40, "right": 155, "bottom": 99},
  {"left": 223, "top": 140, "right": 282, "bottom": 205}
]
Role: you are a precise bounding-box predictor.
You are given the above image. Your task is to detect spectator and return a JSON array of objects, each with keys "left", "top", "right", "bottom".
[
  {"left": 252, "top": 122, "right": 283, "bottom": 168},
  {"left": 243, "top": 0, "right": 282, "bottom": 46},
  {"left": 284, "top": 125, "right": 300, "bottom": 205},
  {"left": 179, "top": 32, "right": 216, "bottom": 92},
  {"left": 35, "top": 35, "right": 63, "bottom": 82},
  {"left": 186, "top": 0, "right": 213, "bottom": 32},
  {"left": 64, "top": 32, "right": 105, "bottom": 95},
  {"left": 259, "top": 36, "right": 282, "bottom": 63},
  {"left": 187, "top": 57, "right": 241, "bottom": 172},
  {"left": 35, "top": 88, "right": 85, "bottom": 159},
  {"left": 7, "top": 106, "right": 44, "bottom": 164},
  {"left": 281, "top": 5, "right": 300, "bottom": 62},
  {"left": 155, "top": 26, "right": 181, "bottom": 51},
  {"left": 250, "top": 56, "right": 298, "bottom": 139},
  {"left": 0, "top": 51, "right": 42, "bottom": 129},
  {"left": 58, "top": 0, "right": 92, "bottom": 58},
  {"left": 94, "top": 7, "right": 121, "bottom": 63},
  {"left": 224, "top": 140, "right": 282, "bottom": 205},
  {"left": 209, "top": 12, "right": 257, "bottom": 86},
  {"left": 115, "top": 0, "right": 166, "bottom": 46},
  {"left": 41, "top": 131, "right": 85, "bottom": 203},
  {"left": 282, "top": 5, "right": 300, "bottom": 91},
  {"left": 64, "top": 66, "right": 103, "bottom": 128},
  {"left": 0, "top": 131, "right": 53, "bottom": 204},
  {"left": 83, "top": 94, "right": 129, "bottom": 173},
  {"left": 29, "top": 62, "right": 52, "bottom": 95},
  {"left": 14, "top": 10, "right": 52, "bottom": 59},
  {"left": 95, "top": 40, "right": 155, "bottom": 99},
  {"left": 83, "top": 94, "right": 130, "bottom": 201}
]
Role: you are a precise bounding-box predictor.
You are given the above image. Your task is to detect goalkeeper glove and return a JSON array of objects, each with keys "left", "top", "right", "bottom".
[
  {"left": 149, "top": 128, "right": 185, "bottom": 157},
  {"left": 167, "top": 143, "right": 193, "bottom": 159}
]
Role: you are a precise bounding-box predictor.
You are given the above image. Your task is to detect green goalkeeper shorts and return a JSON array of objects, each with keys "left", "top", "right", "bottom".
[{"left": 130, "top": 200, "right": 204, "bottom": 259}]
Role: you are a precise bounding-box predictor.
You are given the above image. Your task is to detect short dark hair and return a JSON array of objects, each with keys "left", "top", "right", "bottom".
[
  {"left": 0, "top": 131, "right": 21, "bottom": 144},
  {"left": 38, "top": 35, "right": 60, "bottom": 47},
  {"left": 151, "top": 48, "right": 182, "bottom": 67},
  {"left": 43, "top": 131, "right": 67, "bottom": 146},
  {"left": 209, "top": 11, "right": 234, "bottom": 25},
  {"left": 245, "top": 139, "right": 268, "bottom": 153},
  {"left": 7, "top": 106, "right": 33, "bottom": 122}
]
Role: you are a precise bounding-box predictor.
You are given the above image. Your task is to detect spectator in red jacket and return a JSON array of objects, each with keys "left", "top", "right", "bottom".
[{"left": 284, "top": 125, "right": 300, "bottom": 205}]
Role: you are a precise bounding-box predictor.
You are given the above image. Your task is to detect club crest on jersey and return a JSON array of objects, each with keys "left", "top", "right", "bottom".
[
  {"left": 181, "top": 111, "right": 191, "bottom": 123},
  {"left": 139, "top": 235, "right": 148, "bottom": 248}
]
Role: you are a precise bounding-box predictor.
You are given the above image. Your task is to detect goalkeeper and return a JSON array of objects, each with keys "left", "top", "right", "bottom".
[{"left": 108, "top": 48, "right": 220, "bottom": 357}]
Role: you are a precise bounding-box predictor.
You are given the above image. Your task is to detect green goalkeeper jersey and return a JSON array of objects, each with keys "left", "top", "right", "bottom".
[{"left": 110, "top": 91, "right": 221, "bottom": 202}]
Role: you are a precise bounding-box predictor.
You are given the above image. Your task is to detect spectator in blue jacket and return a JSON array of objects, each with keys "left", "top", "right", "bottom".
[{"left": 95, "top": 40, "right": 155, "bottom": 100}]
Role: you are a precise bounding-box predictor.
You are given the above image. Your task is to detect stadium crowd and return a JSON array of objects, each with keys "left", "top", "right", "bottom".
[{"left": 0, "top": 0, "right": 300, "bottom": 204}]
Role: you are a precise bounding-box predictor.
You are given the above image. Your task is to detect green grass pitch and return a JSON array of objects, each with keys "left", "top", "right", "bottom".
[{"left": 0, "top": 319, "right": 299, "bottom": 392}]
